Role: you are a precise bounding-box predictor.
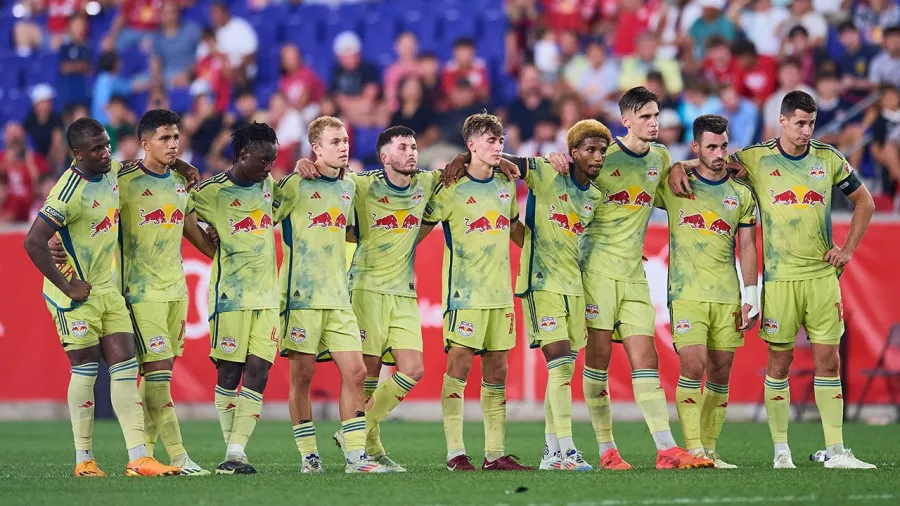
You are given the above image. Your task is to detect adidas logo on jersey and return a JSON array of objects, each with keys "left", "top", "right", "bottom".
[
  {"left": 230, "top": 199, "right": 241, "bottom": 207},
  {"left": 378, "top": 196, "right": 390, "bottom": 204},
  {"left": 770, "top": 170, "right": 782, "bottom": 177},
  {"left": 610, "top": 170, "right": 621, "bottom": 176},
  {"left": 311, "top": 192, "right": 321, "bottom": 199},
  {"left": 142, "top": 189, "right": 153, "bottom": 196},
  {"left": 466, "top": 197, "right": 477, "bottom": 204},
  {"left": 92, "top": 200, "right": 100, "bottom": 208}
]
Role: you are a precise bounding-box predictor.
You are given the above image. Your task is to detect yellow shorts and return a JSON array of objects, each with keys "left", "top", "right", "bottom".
[
  {"left": 669, "top": 300, "right": 743, "bottom": 352},
  {"left": 522, "top": 291, "right": 586, "bottom": 350},
  {"left": 129, "top": 300, "right": 187, "bottom": 365},
  {"left": 209, "top": 309, "right": 279, "bottom": 364},
  {"left": 761, "top": 275, "right": 844, "bottom": 347},
  {"left": 443, "top": 307, "right": 516, "bottom": 354},
  {"left": 352, "top": 290, "right": 421, "bottom": 365},
  {"left": 582, "top": 271, "right": 655, "bottom": 340},
  {"left": 47, "top": 291, "right": 133, "bottom": 351},
  {"left": 280, "top": 307, "right": 361, "bottom": 362}
]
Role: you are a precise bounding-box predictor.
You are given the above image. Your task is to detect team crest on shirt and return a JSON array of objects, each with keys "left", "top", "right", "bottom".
[
  {"left": 263, "top": 188, "right": 272, "bottom": 203},
  {"left": 220, "top": 337, "right": 237, "bottom": 353},
  {"left": 583, "top": 200, "right": 594, "bottom": 216},
  {"left": 499, "top": 187, "right": 511, "bottom": 203},
  {"left": 540, "top": 317, "right": 557, "bottom": 333},
  {"left": 674, "top": 319, "right": 691, "bottom": 334},
  {"left": 111, "top": 183, "right": 119, "bottom": 195},
  {"left": 148, "top": 336, "right": 166, "bottom": 353},
  {"left": 763, "top": 318, "right": 779, "bottom": 334},
  {"left": 341, "top": 190, "right": 352, "bottom": 206},
  {"left": 722, "top": 195, "right": 739, "bottom": 210},
  {"left": 360, "top": 330, "right": 367, "bottom": 342},
  {"left": 809, "top": 165, "right": 826, "bottom": 180},
  {"left": 70, "top": 320, "right": 88, "bottom": 337},
  {"left": 411, "top": 189, "right": 423, "bottom": 206},
  {"left": 290, "top": 327, "right": 306, "bottom": 344},
  {"left": 585, "top": 304, "right": 599, "bottom": 320},
  {"left": 647, "top": 167, "right": 659, "bottom": 181},
  {"left": 457, "top": 321, "right": 475, "bottom": 337},
  {"left": 175, "top": 184, "right": 186, "bottom": 198}
]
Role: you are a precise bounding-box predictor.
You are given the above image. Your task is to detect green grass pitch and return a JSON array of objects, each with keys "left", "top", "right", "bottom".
[{"left": 1, "top": 420, "right": 896, "bottom": 505}]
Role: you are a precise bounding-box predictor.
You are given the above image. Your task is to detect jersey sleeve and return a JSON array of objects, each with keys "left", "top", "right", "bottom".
[
  {"left": 653, "top": 179, "right": 670, "bottom": 210},
  {"left": 738, "top": 186, "right": 758, "bottom": 227},
  {"left": 191, "top": 184, "right": 215, "bottom": 223},
  {"left": 508, "top": 179, "right": 519, "bottom": 220},
  {"left": 829, "top": 150, "right": 863, "bottom": 195},
  {"left": 185, "top": 190, "right": 196, "bottom": 214},
  {"left": 522, "top": 157, "right": 557, "bottom": 194},
  {"left": 273, "top": 173, "right": 301, "bottom": 223},
  {"left": 39, "top": 178, "right": 81, "bottom": 230},
  {"left": 348, "top": 172, "right": 368, "bottom": 202},
  {"left": 423, "top": 179, "right": 446, "bottom": 224}
]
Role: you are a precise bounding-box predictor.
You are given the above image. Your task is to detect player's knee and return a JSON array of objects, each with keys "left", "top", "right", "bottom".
[
  {"left": 142, "top": 358, "right": 175, "bottom": 373},
  {"left": 292, "top": 366, "right": 315, "bottom": 390},
  {"left": 679, "top": 360, "right": 704, "bottom": 381},
  {"left": 341, "top": 361, "right": 367, "bottom": 388},
  {"left": 242, "top": 360, "right": 272, "bottom": 392},
  {"left": 216, "top": 363, "right": 243, "bottom": 390},
  {"left": 399, "top": 362, "right": 424, "bottom": 382},
  {"left": 483, "top": 363, "right": 508, "bottom": 385}
]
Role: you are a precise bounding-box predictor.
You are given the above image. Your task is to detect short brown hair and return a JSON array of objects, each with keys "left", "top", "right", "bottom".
[
  {"left": 566, "top": 119, "right": 612, "bottom": 153},
  {"left": 462, "top": 113, "right": 504, "bottom": 142},
  {"left": 308, "top": 116, "right": 345, "bottom": 145}
]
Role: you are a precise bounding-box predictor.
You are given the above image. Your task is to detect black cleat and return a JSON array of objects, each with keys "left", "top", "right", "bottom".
[{"left": 215, "top": 459, "right": 257, "bottom": 475}]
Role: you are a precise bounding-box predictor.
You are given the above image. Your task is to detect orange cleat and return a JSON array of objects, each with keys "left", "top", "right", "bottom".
[
  {"left": 74, "top": 459, "right": 106, "bottom": 477},
  {"left": 599, "top": 449, "right": 633, "bottom": 470},
  {"left": 656, "top": 447, "right": 715, "bottom": 469},
  {"left": 125, "top": 456, "right": 181, "bottom": 477}
]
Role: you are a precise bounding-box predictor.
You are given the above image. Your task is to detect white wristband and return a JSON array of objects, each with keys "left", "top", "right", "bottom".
[{"left": 744, "top": 285, "right": 759, "bottom": 318}]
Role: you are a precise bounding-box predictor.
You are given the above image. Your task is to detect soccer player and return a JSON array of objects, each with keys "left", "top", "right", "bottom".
[
  {"left": 419, "top": 113, "right": 532, "bottom": 471},
  {"left": 580, "top": 87, "right": 713, "bottom": 469},
  {"left": 193, "top": 122, "right": 281, "bottom": 475},
  {"left": 669, "top": 91, "right": 877, "bottom": 469},
  {"left": 274, "top": 116, "right": 389, "bottom": 473},
  {"left": 23, "top": 118, "right": 180, "bottom": 477},
  {"left": 655, "top": 115, "right": 759, "bottom": 468}
]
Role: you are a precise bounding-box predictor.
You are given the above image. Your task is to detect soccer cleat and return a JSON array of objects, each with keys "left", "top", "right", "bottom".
[
  {"left": 599, "top": 449, "right": 632, "bottom": 470},
  {"left": 447, "top": 455, "right": 478, "bottom": 471},
  {"left": 125, "top": 456, "right": 181, "bottom": 477},
  {"left": 773, "top": 451, "right": 796, "bottom": 469},
  {"left": 823, "top": 449, "right": 876, "bottom": 469},
  {"left": 561, "top": 449, "right": 593, "bottom": 471},
  {"left": 74, "top": 459, "right": 105, "bottom": 477},
  {"left": 482, "top": 455, "right": 534, "bottom": 471},
  {"left": 332, "top": 430, "right": 345, "bottom": 452},
  {"left": 706, "top": 451, "right": 737, "bottom": 469},
  {"left": 656, "top": 447, "right": 714, "bottom": 469},
  {"left": 300, "top": 453, "right": 325, "bottom": 474},
  {"left": 172, "top": 456, "right": 211, "bottom": 476},
  {"left": 346, "top": 455, "right": 392, "bottom": 473},
  {"left": 539, "top": 451, "right": 562, "bottom": 470},
  {"left": 215, "top": 457, "right": 258, "bottom": 475},
  {"left": 369, "top": 453, "right": 406, "bottom": 472}
]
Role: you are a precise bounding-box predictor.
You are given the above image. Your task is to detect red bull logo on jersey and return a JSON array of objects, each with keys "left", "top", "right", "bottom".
[
  {"left": 674, "top": 319, "right": 691, "bottom": 334},
  {"left": 412, "top": 189, "right": 423, "bottom": 206},
  {"left": 602, "top": 186, "right": 653, "bottom": 210},
  {"left": 547, "top": 205, "right": 586, "bottom": 237},
  {"left": 229, "top": 210, "right": 274, "bottom": 235},
  {"left": 457, "top": 321, "right": 475, "bottom": 337},
  {"left": 583, "top": 200, "right": 594, "bottom": 215},
  {"left": 494, "top": 214, "right": 511, "bottom": 230},
  {"left": 460, "top": 210, "right": 509, "bottom": 235},
  {"left": 89, "top": 208, "right": 119, "bottom": 238},
  {"left": 722, "top": 195, "right": 739, "bottom": 211},
  {"left": 341, "top": 190, "right": 352, "bottom": 206},
  {"left": 70, "top": 320, "right": 88, "bottom": 337},
  {"left": 307, "top": 208, "right": 347, "bottom": 231},
  {"left": 289, "top": 327, "right": 306, "bottom": 344},
  {"left": 220, "top": 337, "right": 237, "bottom": 353},
  {"left": 148, "top": 336, "right": 166, "bottom": 353},
  {"left": 763, "top": 318, "right": 778, "bottom": 334},
  {"left": 111, "top": 183, "right": 119, "bottom": 195},
  {"left": 498, "top": 187, "right": 511, "bottom": 203},
  {"left": 540, "top": 316, "right": 557, "bottom": 333},
  {"left": 138, "top": 204, "right": 186, "bottom": 228},
  {"left": 175, "top": 184, "right": 186, "bottom": 197},
  {"left": 677, "top": 210, "right": 734, "bottom": 236},
  {"left": 585, "top": 304, "right": 599, "bottom": 320},
  {"left": 647, "top": 166, "right": 659, "bottom": 181},
  {"left": 263, "top": 189, "right": 272, "bottom": 203},
  {"left": 809, "top": 165, "right": 826, "bottom": 180},
  {"left": 770, "top": 186, "right": 827, "bottom": 208},
  {"left": 370, "top": 210, "right": 421, "bottom": 233}
]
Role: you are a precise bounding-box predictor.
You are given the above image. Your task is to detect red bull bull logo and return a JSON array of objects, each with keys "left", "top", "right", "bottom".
[
  {"left": 170, "top": 209, "right": 185, "bottom": 225},
  {"left": 540, "top": 316, "right": 557, "bottom": 332},
  {"left": 139, "top": 208, "right": 169, "bottom": 225},
  {"left": 371, "top": 212, "right": 399, "bottom": 230},
  {"left": 307, "top": 211, "right": 333, "bottom": 228},
  {"left": 570, "top": 221, "right": 585, "bottom": 235},
  {"left": 585, "top": 304, "right": 599, "bottom": 320},
  {"left": 464, "top": 215, "right": 493, "bottom": 234},
  {"left": 401, "top": 214, "right": 420, "bottom": 229},
  {"left": 722, "top": 195, "right": 739, "bottom": 211},
  {"left": 457, "top": 321, "right": 475, "bottom": 337},
  {"left": 678, "top": 210, "right": 706, "bottom": 229},
  {"left": 801, "top": 189, "right": 826, "bottom": 206},
  {"left": 809, "top": 165, "right": 826, "bottom": 180},
  {"left": 148, "top": 336, "right": 166, "bottom": 353},
  {"left": 230, "top": 216, "right": 258, "bottom": 234},
  {"left": 334, "top": 213, "right": 348, "bottom": 229},
  {"left": 770, "top": 189, "right": 799, "bottom": 205},
  {"left": 290, "top": 327, "right": 306, "bottom": 344},
  {"left": 707, "top": 218, "right": 733, "bottom": 235},
  {"left": 603, "top": 189, "right": 631, "bottom": 206},
  {"left": 633, "top": 191, "right": 652, "bottom": 207},
  {"left": 763, "top": 318, "right": 778, "bottom": 334},
  {"left": 498, "top": 187, "right": 511, "bottom": 203},
  {"left": 647, "top": 166, "right": 659, "bottom": 181},
  {"left": 70, "top": 320, "right": 88, "bottom": 337},
  {"left": 494, "top": 214, "right": 510, "bottom": 230},
  {"left": 220, "top": 337, "right": 237, "bottom": 353},
  {"left": 89, "top": 215, "right": 115, "bottom": 238},
  {"left": 259, "top": 213, "right": 274, "bottom": 229},
  {"left": 548, "top": 205, "right": 570, "bottom": 230},
  {"left": 674, "top": 319, "right": 691, "bottom": 334}
]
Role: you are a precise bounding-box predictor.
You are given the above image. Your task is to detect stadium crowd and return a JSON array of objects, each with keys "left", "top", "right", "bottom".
[{"left": 0, "top": 0, "right": 899, "bottom": 224}]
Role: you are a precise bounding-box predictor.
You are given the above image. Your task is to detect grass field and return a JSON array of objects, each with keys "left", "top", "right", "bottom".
[{"left": 1, "top": 420, "right": 896, "bottom": 505}]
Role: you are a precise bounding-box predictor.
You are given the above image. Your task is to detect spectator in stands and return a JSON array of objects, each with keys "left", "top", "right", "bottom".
[
  {"left": 57, "top": 15, "right": 92, "bottom": 107},
  {"left": 619, "top": 32, "right": 683, "bottom": 95},
  {"left": 110, "top": 0, "right": 162, "bottom": 53},
  {"left": 0, "top": 122, "right": 41, "bottom": 223},
  {"left": 151, "top": 1, "right": 201, "bottom": 88},
  {"left": 417, "top": 52, "right": 442, "bottom": 107},
  {"left": 836, "top": 21, "right": 880, "bottom": 102},
  {"left": 104, "top": 95, "right": 136, "bottom": 155},
  {"left": 689, "top": 0, "right": 736, "bottom": 60},
  {"left": 181, "top": 87, "right": 224, "bottom": 173},
  {"left": 781, "top": 25, "right": 830, "bottom": 86},
  {"left": 506, "top": 65, "right": 554, "bottom": 143},
  {"left": 518, "top": 112, "right": 564, "bottom": 158},
  {"left": 727, "top": 0, "right": 790, "bottom": 57},
  {"left": 869, "top": 25, "right": 900, "bottom": 88},
  {"left": 556, "top": 30, "right": 582, "bottom": 74},
  {"left": 441, "top": 38, "right": 490, "bottom": 106},
  {"left": 870, "top": 85, "right": 900, "bottom": 196},
  {"left": 389, "top": 77, "right": 439, "bottom": 148},
  {"left": 114, "top": 131, "right": 142, "bottom": 161},
  {"left": 533, "top": 29, "right": 562, "bottom": 81},
  {"left": 193, "top": 28, "right": 231, "bottom": 114},
  {"left": 702, "top": 35, "right": 740, "bottom": 88},
  {"left": 29, "top": 173, "right": 57, "bottom": 223},
  {"left": 330, "top": 31, "right": 381, "bottom": 128},
  {"left": 611, "top": 0, "right": 653, "bottom": 57},
  {"left": 659, "top": 108, "right": 690, "bottom": 162},
  {"left": 853, "top": 0, "right": 900, "bottom": 44},
  {"left": 207, "top": 1, "right": 258, "bottom": 90},
  {"left": 266, "top": 92, "right": 306, "bottom": 176},
  {"left": 679, "top": 77, "right": 721, "bottom": 142},
  {"left": 542, "top": 0, "right": 599, "bottom": 34},
  {"left": 645, "top": 70, "right": 681, "bottom": 111},
  {"left": 23, "top": 84, "right": 65, "bottom": 171},
  {"left": 654, "top": 0, "right": 702, "bottom": 60},
  {"left": 383, "top": 32, "right": 421, "bottom": 111},
  {"left": 92, "top": 51, "right": 134, "bottom": 125},
  {"left": 812, "top": 70, "right": 867, "bottom": 172},
  {"left": 715, "top": 83, "right": 758, "bottom": 149},
  {"left": 13, "top": 0, "right": 83, "bottom": 55},
  {"left": 505, "top": 0, "right": 540, "bottom": 76},
  {"left": 438, "top": 77, "right": 482, "bottom": 149},
  {"left": 783, "top": 0, "right": 827, "bottom": 46},
  {"left": 556, "top": 92, "right": 582, "bottom": 134},
  {"left": 279, "top": 44, "right": 325, "bottom": 122},
  {"left": 732, "top": 40, "right": 778, "bottom": 105},
  {"left": 564, "top": 40, "right": 618, "bottom": 115},
  {"left": 762, "top": 57, "right": 816, "bottom": 139}
]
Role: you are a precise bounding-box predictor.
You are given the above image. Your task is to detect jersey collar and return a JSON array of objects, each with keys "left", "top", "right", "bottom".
[
  {"left": 225, "top": 170, "right": 256, "bottom": 187},
  {"left": 464, "top": 169, "right": 494, "bottom": 183},
  {"left": 138, "top": 162, "right": 171, "bottom": 179},
  {"left": 71, "top": 165, "right": 103, "bottom": 182},
  {"left": 381, "top": 169, "right": 411, "bottom": 192},
  {"left": 615, "top": 137, "right": 650, "bottom": 158},
  {"left": 691, "top": 168, "right": 729, "bottom": 186},
  {"left": 570, "top": 167, "right": 590, "bottom": 191},
  {"left": 776, "top": 137, "right": 809, "bottom": 160}
]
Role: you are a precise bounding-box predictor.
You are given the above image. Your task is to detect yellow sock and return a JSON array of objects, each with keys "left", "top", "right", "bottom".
[
  {"left": 546, "top": 355, "right": 575, "bottom": 439},
  {"left": 142, "top": 370, "right": 185, "bottom": 459},
  {"left": 366, "top": 373, "right": 416, "bottom": 455},
  {"left": 675, "top": 376, "right": 703, "bottom": 450},
  {"left": 138, "top": 378, "right": 156, "bottom": 455},
  {"left": 543, "top": 382, "right": 556, "bottom": 435},
  {"left": 764, "top": 376, "right": 790, "bottom": 443},
  {"left": 814, "top": 376, "right": 844, "bottom": 448},
  {"left": 68, "top": 363, "right": 98, "bottom": 453},
  {"left": 441, "top": 374, "right": 466, "bottom": 455},
  {"left": 364, "top": 377, "right": 379, "bottom": 404},
  {"left": 229, "top": 387, "right": 263, "bottom": 449},
  {"left": 583, "top": 367, "right": 613, "bottom": 444},
  {"left": 342, "top": 416, "right": 367, "bottom": 455},
  {"left": 632, "top": 369, "right": 670, "bottom": 434},
  {"left": 214, "top": 385, "right": 238, "bottom": 446},
  {"left": 480, "top": 381, "right": 506, "bottom": 460},
  {"left": 700, "top": 381, "right": 729, "bottom": 451},
  {"left": 292, "top": 421, "right": 318, "bottom": 455},
  {"left": 363, "top": 377, "right": 381, "bottom": 455},
  {"left": 108, "top": 358, "right": 145, "bottom": 450}
]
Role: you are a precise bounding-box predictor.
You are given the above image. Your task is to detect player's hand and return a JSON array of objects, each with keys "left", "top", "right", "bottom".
[
  {"left": 174, "top": 161, "right": 200, "bottom": 190},
  {"left": 497, "top": 158, "right": 519, "bottom": 181},
  {"left": 48, "top": 236, "right": 68, "bottom": 265},
  {"left": 206, "top": 225, "right": 220, "bottom": 247},
  {"left": 441, "top": 153, "right": 469, "bottom": 186},
  {"left": 668, "top": 162, "right": 692, "bottom": 196},
  {"left": 738, "top": 303, "right": 758, "bottom": 331},
  {"left": 824, "top": 246, "right": 852, "bottom": 269},
  {"left": 293, "top": 158, "right": 318, "bottom": 179},
  {"left": 64, "top": 279, "right": 91, "bottom": 301},
  {"left": 726, "top": 160, "right": 747, "bottom": 179},
  {"left": 544, "top": 152, "right": 570, "bottom": 174}
]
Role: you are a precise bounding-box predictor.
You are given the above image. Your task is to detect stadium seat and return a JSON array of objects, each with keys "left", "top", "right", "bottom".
[
  {"left": 400, "top": 10, "right": 438, "bottom": 52},
  {"left": 0, "top": 96, "right": 30, "bottom": 122},
  {"left": 24, "top": 54, "right": 58, "bottom": 88},
  {"left": 128, "top": 92, "right": 149, "bottom": 116},
  {"left": 441, "top": 9, "right": 477, "bottom": 45},
  {"left": 854, "top": 324, "right": 900, "bottom": 421},
  {"left": 119, "top": 48, "right": 149, "bottom": 78},
  {"left": 351, "top": 125, "right": 381, "bottom": 162},
  {"left": 168, "top": 86, "right": 192, "bottom": 115},
  {"left": 256, "top": 46, "right": 282, "bottom": 87},
  {"left": 0, "top": 54, "right": 22, "bottom": 90},
  {"left": 284, "top": 14, "right": 321, "bottom": 54}
]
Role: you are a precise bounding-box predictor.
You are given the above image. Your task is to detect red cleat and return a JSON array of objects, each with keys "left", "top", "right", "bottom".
[
  {"left": 656, "top": 446, "right": 715, "bottom": 469},
  {"left": 482, "top": 455, "right": 534, "bottom": 471},
  {"left": 447, "top": 455, "right": 478, "bottom": 471},
  {"left": 600, "top": 449, "right": 633, "bottom": 470}
]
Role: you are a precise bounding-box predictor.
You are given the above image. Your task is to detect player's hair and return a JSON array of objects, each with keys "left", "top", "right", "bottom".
[
  {"left": 692, "top": 114, "right": 729, "bottom": 143},
  {"left": 376, "top": 126, "right": 417, "bottom": 154},
  {"left": 566, "top": 119, "right": 612, "bottom": 153},
  {"left": 307, "top": 116, "right": 346, "bottom": 146},
  {"left": 231, "top": 121, "right": 278, "bottom": 162},
  {"left": 66, "top": 117, "right": 106, "bottom": 150},
  {"left": 618, "top": 86, "right": 660, "bottom": 115},
  {"left": 780, "top": 90, "right": 818, "bottom": 118},
  {"left": 138, "top": 109, "right": 181, "bottom": 139},
  {"left": 461, "top": 112, "right": 503, "bottom": 142}
]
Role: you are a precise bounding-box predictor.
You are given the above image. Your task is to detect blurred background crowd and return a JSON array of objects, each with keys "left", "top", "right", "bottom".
[{"left": 0, "top": 0, "right": 898, "bottom": 225}]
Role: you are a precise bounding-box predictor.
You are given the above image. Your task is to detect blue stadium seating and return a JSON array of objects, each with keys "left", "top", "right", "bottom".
[{"left": 168, "top": 86, "right": 192, "bottom": 115}]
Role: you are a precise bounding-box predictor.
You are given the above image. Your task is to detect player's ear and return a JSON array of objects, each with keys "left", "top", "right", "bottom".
[
  {"left": 465, "top": 138, "right": 474, "bottom": 153},
  {"left": 691, "top": 140, "right": 700, "bottom": 156}
]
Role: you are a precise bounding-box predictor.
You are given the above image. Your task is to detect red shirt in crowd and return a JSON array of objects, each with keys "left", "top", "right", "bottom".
[
  {"left": 0, "top": 150, "right": 46, "bottom": 222},
  {"left": 195, "top": 53, "right": 232, "bottom": 113},
  {"left": 279, "top": 68, "right": 326, "bottom": 109},
  {"left": 46, "top": 0, "right": 83, "bottom": 34},
  {"left": 121, "top": 0, "right": 162, "bottom": 31},
  {"left": 541, "top": 0, "right": 599, "bottom": 34},
  {"left": 702, "top": 57, "right": 742, "bottom": 88},
  {"left": 440, "top": 60, "right": 490, "bottom": 102},
  {"left": 734, "top": 55, "right": 779, "bottom": 104}
]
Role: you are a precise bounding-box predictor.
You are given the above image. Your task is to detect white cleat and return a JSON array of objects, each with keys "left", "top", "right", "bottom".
[
  {"left": 369, "top": 453, "right": 406, "bottom": 472},
  {"left": 539, "top": 451, "right": 562, "bottom": 470},
  {"left": 707, "top": 451, "right": 738, "bottom": 469},
  {"left": 773, "top": 451, "right": 796, "bottom": 469},
  {"left": 301, "top": 453, "right": 325, "bottom": 474},
  {"left": 823, "top": 449, "right": 876, "bottom": 469},
  {"left": 346, "top": 455, "right": 393, "bottom": 473},
  {"left": 172, "top": 456, "right": 211, "bottom": 476},
  {"left": 332, "top": 430, "right": 346, "bottom": 452},
  {"left": 560, "top": 449, "right": 593, "bottom": 471}
]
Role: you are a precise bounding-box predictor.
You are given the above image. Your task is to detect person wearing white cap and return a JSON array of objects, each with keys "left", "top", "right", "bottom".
[
  {"left": 331, "top": 31, "right": 381, "bottom": 127},
  {"left": 24, "top": 84, "right": 66, "bottom": 170}
]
